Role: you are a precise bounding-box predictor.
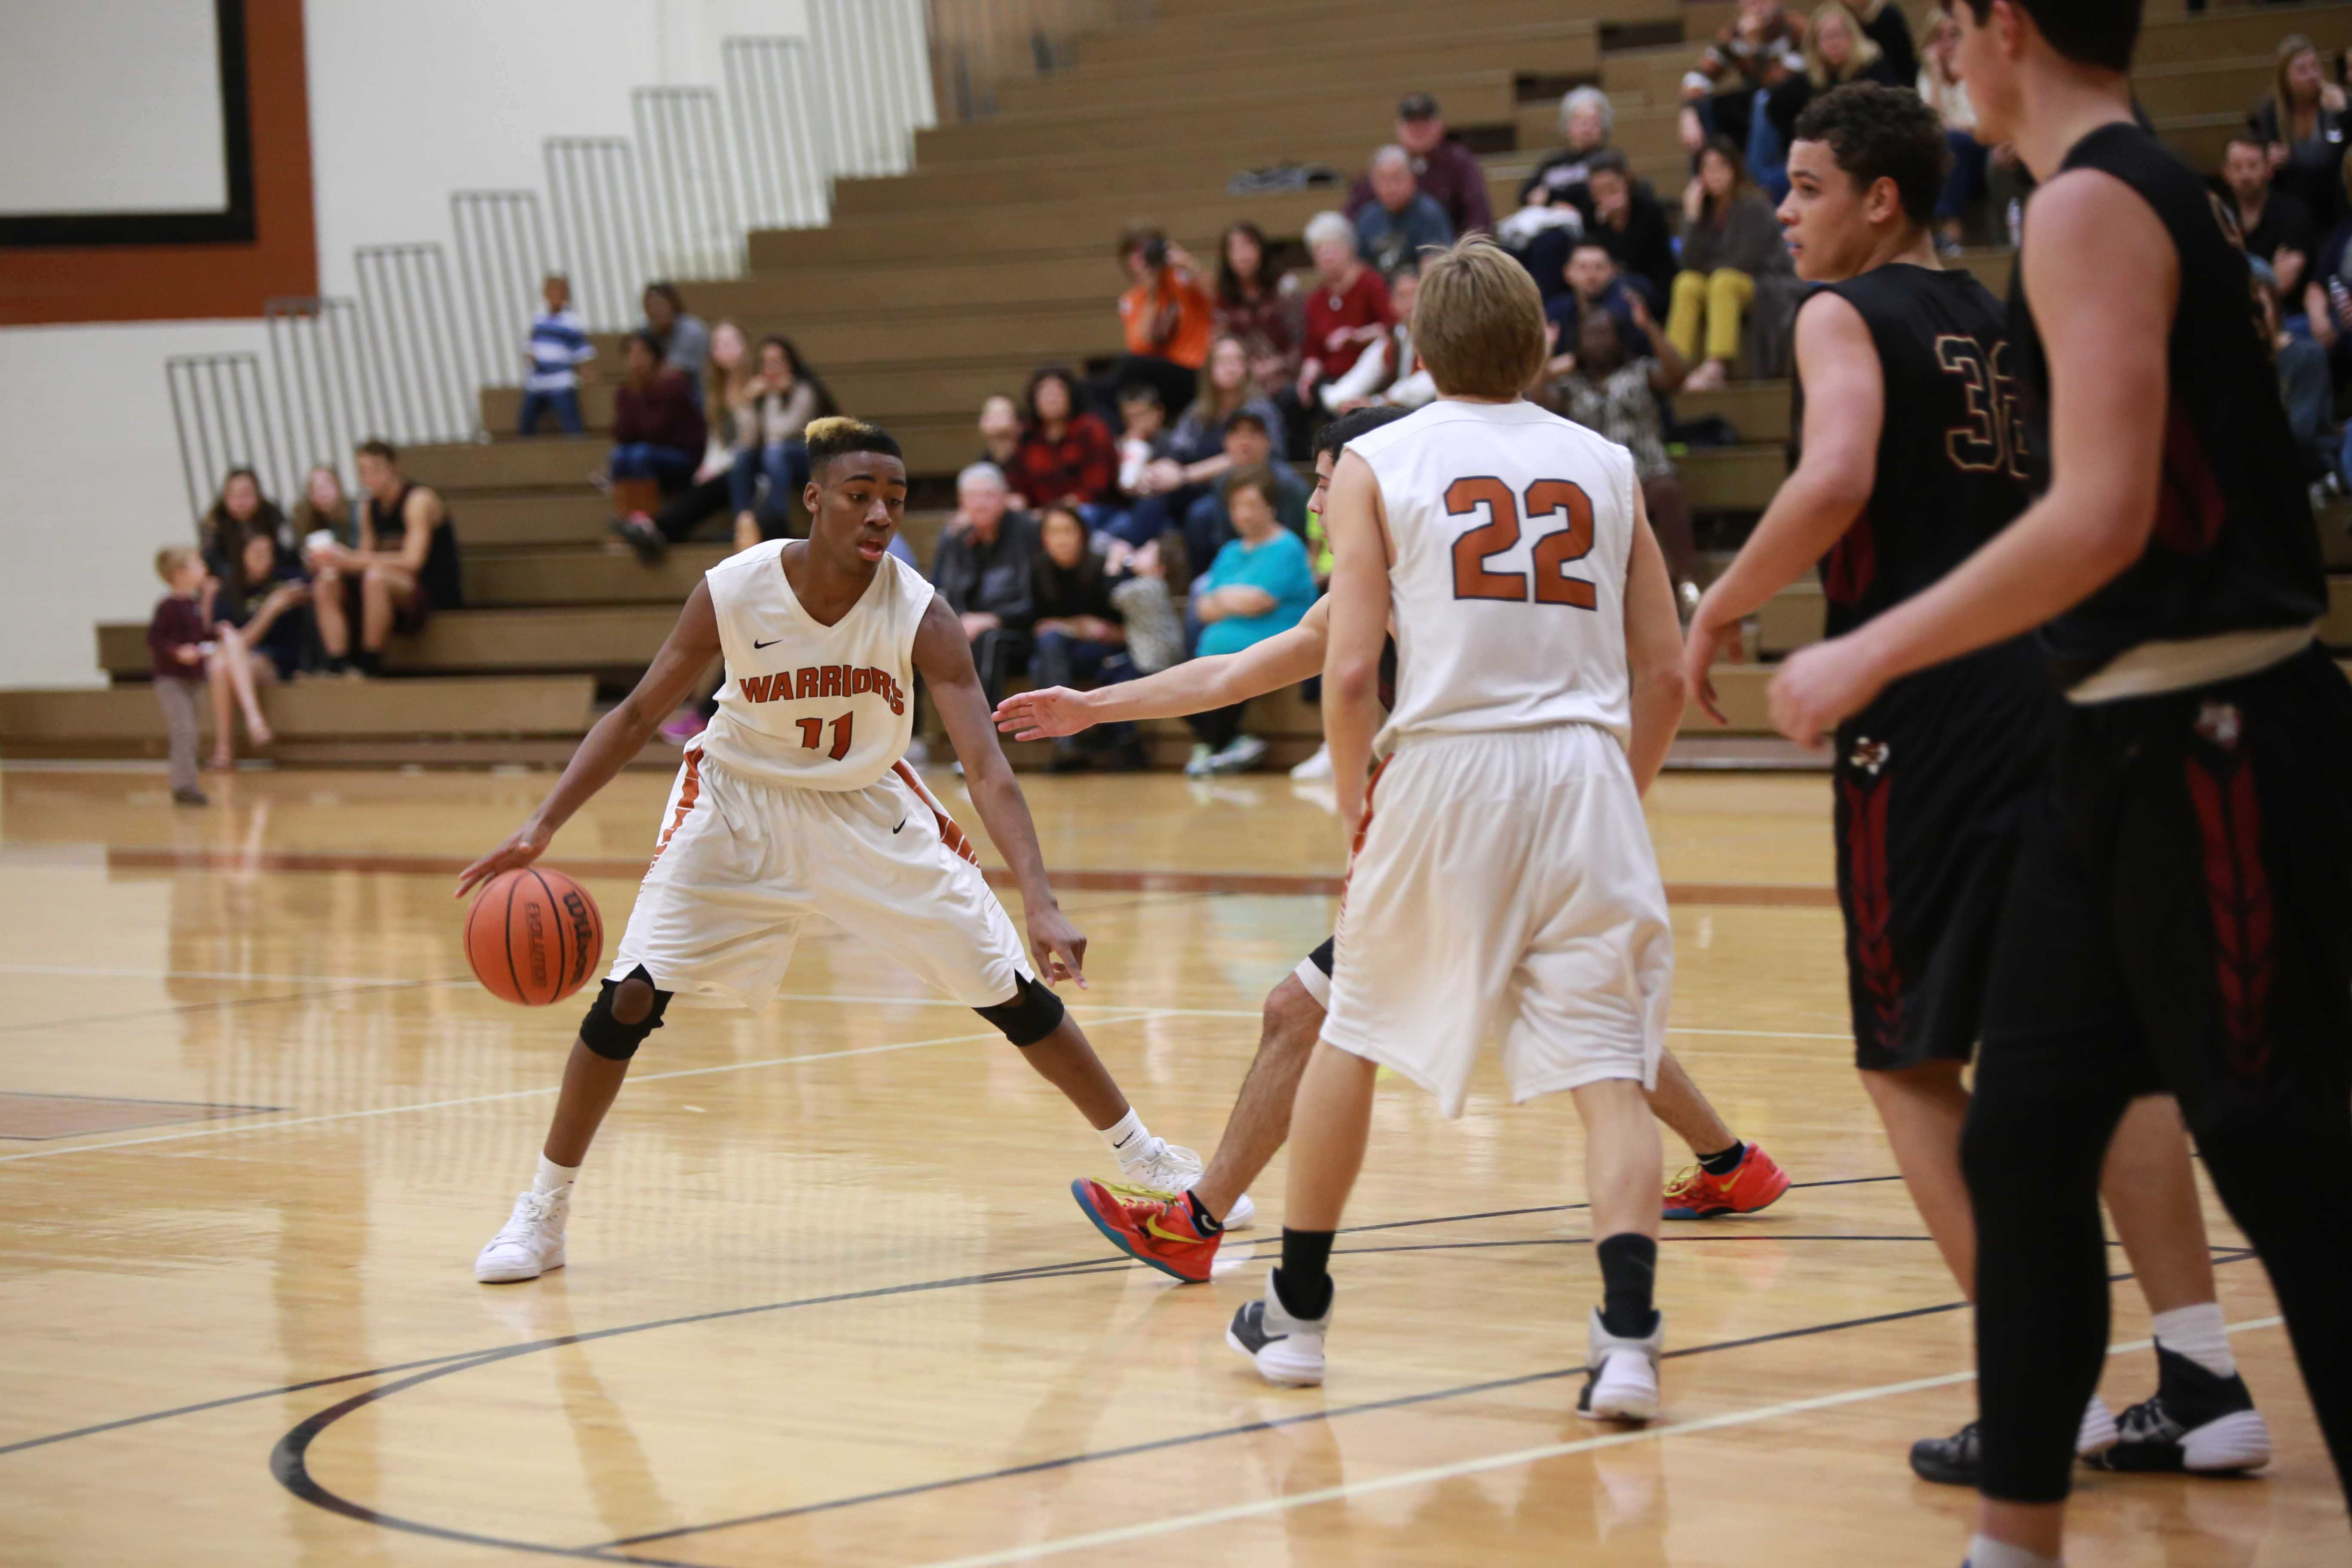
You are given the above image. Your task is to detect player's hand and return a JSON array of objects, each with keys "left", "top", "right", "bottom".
[
  {"left": 455, "top": 819, "right": 552, "bottom": 898},
  {"left": 1681, "top": 606, "right": 1742, "bottom": 724},
  {"left": 1026, "top": 904, "right": 1088, "bottom": 989},
  {"left": 994, "top": 686, "right": 1091, "bottom": 741},
  {"left": 1766, "top": 636, "right": 1886, "bottom": 748}
]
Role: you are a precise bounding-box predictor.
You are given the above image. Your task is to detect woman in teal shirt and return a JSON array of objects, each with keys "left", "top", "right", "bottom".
[{"left": 1186, "top": 468, "right": 1319, "bottom": 772}]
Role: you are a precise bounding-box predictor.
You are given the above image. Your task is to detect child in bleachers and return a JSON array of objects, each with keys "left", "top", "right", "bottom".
[
  {"left": 520, "top": 274, "right": 594, "bottom": 436},
  {"left": 147, "top": 548, "right": 216, "bottom": 805}
]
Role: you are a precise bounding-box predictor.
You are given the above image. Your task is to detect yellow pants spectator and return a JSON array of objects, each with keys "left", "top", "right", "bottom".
[{"left": 1667, "top": 268, "right": 1755, "bottom": 367}]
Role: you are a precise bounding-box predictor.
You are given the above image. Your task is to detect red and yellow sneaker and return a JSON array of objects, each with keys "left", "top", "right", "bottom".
[
  {"left": 1071, "top": 1178, "right": 1221, "bottom": 1283},
  {"left": 1661, "top": 1143, "right": 1791, "bottom": 1220}
]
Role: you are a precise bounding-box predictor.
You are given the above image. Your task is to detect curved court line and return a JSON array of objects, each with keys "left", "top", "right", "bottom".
[{"left": 268, "top": 1210, "right": 2199, "bottom": 1566}]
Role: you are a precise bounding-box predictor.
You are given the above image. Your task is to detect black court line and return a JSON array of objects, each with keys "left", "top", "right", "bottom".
[{"left": 0, "top": 977, "right": 450, "bottom": 1038}]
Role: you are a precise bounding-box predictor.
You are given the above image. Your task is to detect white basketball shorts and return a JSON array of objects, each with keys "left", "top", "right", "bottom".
[
  {"left": 1321, "top": 722, "right": 1672, "bottom": 1118},
  {"left": 609, "top": 752, "right": 1029, "bottom": 1010}
]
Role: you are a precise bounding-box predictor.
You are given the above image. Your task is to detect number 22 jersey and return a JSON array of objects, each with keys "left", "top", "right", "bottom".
[
  {"left": 693, "top": 540, "right": 932, "bottom": 790},
  {"left": 1347, "top": 398, "right": 1640, "bottom": 750}
]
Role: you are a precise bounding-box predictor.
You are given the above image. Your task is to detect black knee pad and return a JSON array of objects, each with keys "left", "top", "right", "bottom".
[
  {"left": 975, "top": 974, "right": 1066, "bottom": 1047},
  {"left": 578, "top": 965, "right": 672, "bottom": 1060}
]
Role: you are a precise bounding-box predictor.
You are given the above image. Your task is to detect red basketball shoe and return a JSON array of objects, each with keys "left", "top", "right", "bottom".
[
  {"left": 1661, "top": 1143, "right": 1791, "bottom": 1220},
  {"left": 1071, "top": 1178, "right": 1221, "bottom": 1283}
]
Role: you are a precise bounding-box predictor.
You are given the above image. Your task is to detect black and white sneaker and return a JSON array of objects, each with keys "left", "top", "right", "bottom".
[
  {"left": 2086, "top": 1347, "right": 2270, "bottom": 1473},
  {"left": 1911, "top": 1398, "right": 2118, "bottom": 1485},
  {"left": 1576, "top": 1306, "right": 1664, "bottom": 1424},
  {"left": 1225, "top": 1271, "right": 1328, "bottom": 1386}
]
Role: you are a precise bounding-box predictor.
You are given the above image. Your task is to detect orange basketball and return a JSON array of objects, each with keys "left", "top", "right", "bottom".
[{"left": 465, "top": 867, "right": 603, "bottom": 1006}]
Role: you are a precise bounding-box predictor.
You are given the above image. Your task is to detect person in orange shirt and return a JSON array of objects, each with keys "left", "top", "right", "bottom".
[{"left": 1111, "top": 225, "right": 1217, "bottom": 424}]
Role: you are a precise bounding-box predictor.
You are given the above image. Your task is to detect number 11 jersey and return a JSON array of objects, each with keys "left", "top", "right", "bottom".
[
  {"left": 695, "top": 539, "right": 931, "bottom": 791},
  {"left": 1348, "top": 398, "right": 1640, "bottom": 751}
]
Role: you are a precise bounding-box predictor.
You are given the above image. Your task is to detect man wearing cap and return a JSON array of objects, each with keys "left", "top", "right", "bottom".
[{"left": 1344, "top": 94, "right": 1494, "bottom": 240}]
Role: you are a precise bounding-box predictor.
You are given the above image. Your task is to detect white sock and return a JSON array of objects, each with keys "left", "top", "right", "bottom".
[
  {"left": 1101, "top": 1109, "right": 1153, "bottom": 1166},
  {"left": 1966, "top": 1537, "right": 2061, "bottom": 1568},
  {"left": 533, "top": 1154, "right": 579, "bottom": 1197},
  {"left": 2153, "top": 1301, "right": 2236, "bottom": 1379}
]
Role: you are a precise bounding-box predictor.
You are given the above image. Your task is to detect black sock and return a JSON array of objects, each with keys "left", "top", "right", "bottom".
[
  {"left": 1272, "top": 1228, "right": 1334, "bottom": 1320},
  {"left": 1696, "top": 1140, "right": 1746, "bottom": 1177},
  {"left": 354, "top": 649, "right": 383, "bottom": 678},
  {"left": 1596, "top": 1232, "right": 1660, "bottom": 1339},
  {"left": 1184, "top": 1191, "right": 1224, "bottom": 1234},
  {"left": 323, "top": 655, "right": 348, "bottom": 675}
]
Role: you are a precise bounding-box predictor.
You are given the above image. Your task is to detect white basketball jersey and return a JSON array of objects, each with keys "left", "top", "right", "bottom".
[
  {"left": 1348, "top": 398, "right": 1638, "bottom": 749},
  {"left": 693, "top": 541, "right": 934, "bottom": 791}
]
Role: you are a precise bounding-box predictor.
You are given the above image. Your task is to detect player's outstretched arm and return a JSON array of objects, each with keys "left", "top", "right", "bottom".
[
  {"left": 1623, "top": 481, "right": 1690, "bottom": 796},
  {"left": 914, "top": 594, "right": 1086, "bottom": 988},
  {"left": 1682, "top": 291, "right": 1882, "bottom": 720},
  {"left": 993, "top": 600, "right": 1331, "bottom": 740},
  {"left": 1320, "top": 450, "right": 1390, "bottom": 836},
  {"left": 1768, "top": 171, "right": 2175, "bottom": 744},
  {"left": 454, "top": 582, "right": 722, "bottom": 896}
]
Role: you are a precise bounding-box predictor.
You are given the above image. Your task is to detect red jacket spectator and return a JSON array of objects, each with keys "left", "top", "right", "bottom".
[
  {"left": 613, "top": 366, "right": 707, "bottom": 453},
  {"left": 1302, "top": 227, "right": 1397, "bottom": 381},
  {"left": 1341, "top": 95, "right": 1494, "bottom": 238},
  {"left": 1011, "top": 367, "right": 1118, "bottom": 507}
]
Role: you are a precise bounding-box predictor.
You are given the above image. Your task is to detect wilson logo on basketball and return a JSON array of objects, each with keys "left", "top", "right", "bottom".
[
  {"left": 524, "top": 901, "right": 548, "bottom": 989},
  {"left": 561, "top": 890, "right": 597, "bottom": 989}
]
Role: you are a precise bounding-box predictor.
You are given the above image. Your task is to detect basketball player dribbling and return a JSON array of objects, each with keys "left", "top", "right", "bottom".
[
  {"left": 1685, "top": 83, "right": 2264, "bottom": 1486},
  {"left": 1767, "top": 7, "right": 2352, "bottom": 1564},
  {"left": 1218, "top": 239, "right": 1688, "bottom": 1419},
  {"left": 457, "top": 416, "right": 1212, "bottom": 1283},
  {"left": 998, "top": 408, "right": 1787, "bottom": 1287}
]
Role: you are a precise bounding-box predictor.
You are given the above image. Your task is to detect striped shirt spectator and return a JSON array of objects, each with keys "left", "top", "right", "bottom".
[{"left": 520, "top": 275, "right": 593, "bottom": 435}]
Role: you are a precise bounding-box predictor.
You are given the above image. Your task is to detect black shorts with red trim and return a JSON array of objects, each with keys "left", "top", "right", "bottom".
[
  {"left": 1833, "top": 641, "right": 2055, "bottom": 1072},
  {"left": 1977, "top": 644, "right": 2352, "bottom": 1118}
]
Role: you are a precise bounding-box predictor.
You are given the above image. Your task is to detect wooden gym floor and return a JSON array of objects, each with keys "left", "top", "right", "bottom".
[{"left": 0, "top": 763, "right": 2340, "bottom": 1566}]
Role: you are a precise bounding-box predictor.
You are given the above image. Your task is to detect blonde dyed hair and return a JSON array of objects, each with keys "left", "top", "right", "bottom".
[{"left": 1412, "top": 237, "right": 1547, "bottom": 400}]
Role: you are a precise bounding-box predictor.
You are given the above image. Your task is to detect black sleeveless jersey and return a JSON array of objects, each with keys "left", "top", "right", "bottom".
[
  {"left": 1790, "top": 265, "right": 2031, "bottom": 641},
  {"left": 369, "top": 482, "right": 464, "bottom": 609},
  {"left": 2009, "top": 122, "right": 2324, "bottom": 684}
]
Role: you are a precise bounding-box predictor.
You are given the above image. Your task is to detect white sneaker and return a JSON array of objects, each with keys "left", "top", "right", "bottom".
[
  {"left": 2078, "top": 1393, "right": 2118, "bottom": 1458},
  {"left": 1578, "top": 1306, "right": 1663, "bottom": 1424},
  {"left": 1184, "top": 743, "right": 1215, "bottom": 777},
  {"left": 1109, "top": 1138, "right": 1254, "bottom": 1231},
  {"left": 1288, "top": 743, "right": 1333, "bottom": 781},
  {"left": 1207, "top": 734, "right": 1268, "bottom": 773},
  {"left": 475, "top": 1188, "right": 568, "bottom": 1283},
  {"left": 1227, "top": 1270, "right": 1328, "bottom": 1386}
]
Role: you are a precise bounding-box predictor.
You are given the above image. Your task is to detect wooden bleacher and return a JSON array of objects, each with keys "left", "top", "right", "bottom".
[{"left": 13, "top": 0, "right": 2352, "bottom": 767}]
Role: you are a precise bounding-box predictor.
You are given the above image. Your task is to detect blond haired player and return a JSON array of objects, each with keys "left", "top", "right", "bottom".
[
  {"left": 458, "top": 416, "right": 1207, "bottom": 1282},
  {"left": 1223, "top": 239, "right": 1689, "bottom": 1421}
]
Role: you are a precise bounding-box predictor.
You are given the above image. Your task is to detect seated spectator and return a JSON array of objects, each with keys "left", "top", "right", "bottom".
[
  {"left": 1669, "top": 138, "right": 1792, "bottom": 390},
  {"left": 1851, "top": 0, "right": 1915, "bottom": 89},
  {"left": 519, "top": 273, "right": 593, "bottom": 436},
  {"left": 1353, "top": 146, "right": 1454, "bottom": 279},
  {"left": 929, "top": 463, "right": 1039, "bottom": 704},
  {"left": 290, "top": 463, "right": 354, "bottom": 556},
  {"left": 1549, "top": 304, "right": 1703, "bottom": 607},
  {"left": 2252, "top": 35, "right": 2351, "bottom": 236},
  {"left": 310, "top": 440, "right": 462, "bottom": 677},
  {"left": 731, "top": 334, "right": 831, "bottom": 548},
  {"left": 2246, "top": 265, "right": 2335, "bottom": 490},
  {"left": 978, "top": 394, "right": 1023, "bottom": 476},
  {"left": 1297, "top": 211, "right": 1398, "bottom": 417},
  {"left": 640, "top": 282, "right": 711, "bottom": 406},
  {"left": 1581, "top": 153, "right": 1678, "bottom": 311},
  {"left": 1180, "top": 410, "right": 1310, "bottom": 574},
  {"left": 148, "top": 548, "right": 230, "bottom": 804},
  {"left": 2305, "top": 153, "right": 2352, "bottom": 353},
  {"left": 1011, "top": 366, "right": 1119, "bottom": 527},
  {"left": 1185, "top": 468, "right": 1318, "bottom": 775},
  {"left": 1115, "top": 383, "right": 1172, "bottom": 512},
  {"left": 1333, "top": 266, "right": 1436, "bottom": 412},
  {"left": 2221, "top": 135, "right": 2315, "bottom": 299},
  {"left": 1520, "top": 87, "right": 1615, "bottom": 210},
  {"left": 1544, "top": 242, "right": 1644, "bottom": 377},
  {"left": 1680, "top": 0, "right": 1809, "bottom": 199},
  {"left": 217, "top": 528, "right": 311, "bottom": 685},
  {"left": 1213, "top": 221, "right": 1301, "bottom": 393},
  {"left": 1028, "top": 503, "right": 1140, "bottom": 772},
  {"left": 1112, "top": 226, "right": 1216, "bottom": 420},
  {"left": 603, "top": 331, "right": 707, "bottom": 526},
  {"left": 1346, "top": 94, "right": 1494, "bottom": 239},
  {"left": 617, "top": 320, "right": 750, "bottom": 561},
  {"left": 1917, "top": 10, "right": 1986, "bottom": 251},
  {"left": 1806, "top": 2, "right": 1900, "bottom": 97},
  {"left": 198, "top": 467, "right": 287, "bottom": 582},
  {"left": 1170, "top": 335, "right": 1288, "bottom": 472}
]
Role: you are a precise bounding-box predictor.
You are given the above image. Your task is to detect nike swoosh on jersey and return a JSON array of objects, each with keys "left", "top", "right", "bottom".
[
  {"left": 752, "top": 637, "right": 781, "bottom": 649},
  {"left": 892, "top": 818, "right": 906, "bottom": 833}
]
